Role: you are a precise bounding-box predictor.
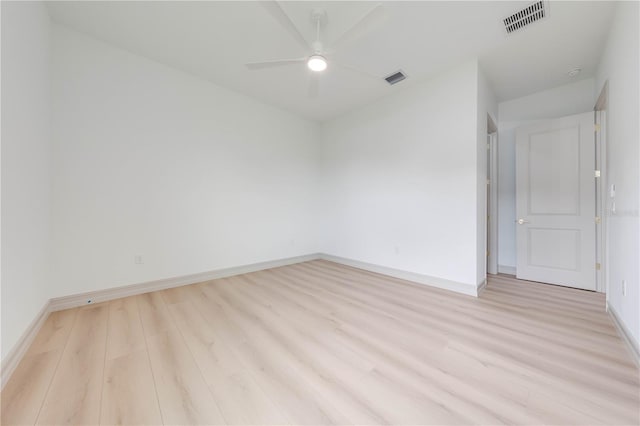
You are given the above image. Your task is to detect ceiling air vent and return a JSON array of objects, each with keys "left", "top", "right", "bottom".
[
  {"left": 503, "top": 1, "right": 548, "bottom": 34},
  {"left": 384, "top": 70, "right": 407, "bottom": 85}
]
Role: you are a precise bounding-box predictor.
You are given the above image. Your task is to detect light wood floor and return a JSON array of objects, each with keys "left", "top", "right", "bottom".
[{"left": 2, "top": 260, "right": 638, "bottom": 425}]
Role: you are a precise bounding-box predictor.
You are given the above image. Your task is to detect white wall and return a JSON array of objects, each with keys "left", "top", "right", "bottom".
[
  {"left": 50, "top": 25, "right": 320, "bottom": 297},
  {"left": 1, "top": 2, "right": 52, "bottom": 360},
  {"left": 496, "top": 78, "right": 595, "bottom": 270},
  {"left": 320, "top": 60, "right": 482, "bottom": 293},
  {"left": 477, "top": 66, "right": 498, "bottom": 284},
  {"left": 595, "top": 1, "right": 639, "bottom": 346}
]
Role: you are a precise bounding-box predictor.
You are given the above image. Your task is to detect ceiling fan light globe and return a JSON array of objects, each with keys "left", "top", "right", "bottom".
[{"left": 307, "top": 55, "right": 327, "bottom": 72}]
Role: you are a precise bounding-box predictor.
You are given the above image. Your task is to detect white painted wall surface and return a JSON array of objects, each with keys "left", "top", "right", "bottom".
[
  {"left": 595, "top": 1, "right": 639, "bottom": 346},
  {"left": 50, "top": 26, "right": 320, "bottom": 297},
  {"left": 320, "top": 60, "right": 480, "bottom": 291},
  {"left": 496, "top": 78, "right": 595, "bottom": 270},
  {"left": 1, "top": 2, "right": 52, "bottom": 360},
  {"left": 476, "top": 66, "right": 498, "bottom": 283}
]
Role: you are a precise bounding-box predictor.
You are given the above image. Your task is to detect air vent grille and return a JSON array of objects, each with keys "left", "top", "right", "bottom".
[
  {"left": 503, "top": 1, "right": 547, "bottom": 34},
  {"left": 385, "top": 71, "right": 406, "bottom": 85}
]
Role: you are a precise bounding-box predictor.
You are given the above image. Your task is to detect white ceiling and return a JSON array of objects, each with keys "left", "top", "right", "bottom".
[{"left": 46, "top": 1, "right": 616, "bottom": 122}]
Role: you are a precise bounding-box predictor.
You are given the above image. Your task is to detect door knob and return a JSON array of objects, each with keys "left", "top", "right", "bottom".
[{"left": 516, "top": 218, "right": 530, "bottom": 225}]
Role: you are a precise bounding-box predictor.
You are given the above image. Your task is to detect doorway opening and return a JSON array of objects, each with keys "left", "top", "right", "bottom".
[{"left": 493, "top": 80, "right": 608, "bottom": 293}]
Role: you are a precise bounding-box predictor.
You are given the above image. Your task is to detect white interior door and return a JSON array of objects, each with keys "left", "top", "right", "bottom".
[{"left": 515, "top": 112, "right": 596, "bottom": 290}]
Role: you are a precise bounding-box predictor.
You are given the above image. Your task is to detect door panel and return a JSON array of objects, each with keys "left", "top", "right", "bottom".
[
  {"left": 528, "top": 228, "right": 579, "bottom": 270},
  {"left": 516, "top": 112, "right": 596, "bottom": 290},
  {"left": 528, "top": 126, "right": 580, "bottom": 215}
]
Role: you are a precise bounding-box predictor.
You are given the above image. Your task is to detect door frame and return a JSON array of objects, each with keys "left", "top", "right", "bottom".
[
  {"left": 487, "top": 130, "right": 498, "bottom": 275},
  {"left": 594, "top": 81, "right": 608, "bottom": 295}
]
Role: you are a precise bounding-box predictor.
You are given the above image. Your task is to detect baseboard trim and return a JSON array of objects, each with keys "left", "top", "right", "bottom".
[
  {"left": 1, "top": 301, "right": 51, "bottom": 390},
  {"left": 498, "top": 265, "right": 517, "bottom": 275},
  {"left": 319, "top": 254, "right": 479, "bottom": 296},
  {"left": 49, "top": 253, "right": 322, "bottom": 312},
  {"left": 607, "top": 301, "right": 640, "bottom": 367}
]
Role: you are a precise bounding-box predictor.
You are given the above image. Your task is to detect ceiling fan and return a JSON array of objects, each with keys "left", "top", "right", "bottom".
[{"left": 246, "top": 1, "right": 385, "bottom": 97}]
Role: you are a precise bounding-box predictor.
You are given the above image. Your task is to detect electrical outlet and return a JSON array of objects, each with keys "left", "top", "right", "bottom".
[
  {"left": 622, "top": 280, "right": 627, "bottom": 296},
  {"left": 134, "top": 255, "right": 144, "bottom": 265}
]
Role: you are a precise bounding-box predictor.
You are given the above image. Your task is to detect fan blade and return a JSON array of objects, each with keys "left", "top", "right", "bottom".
[
  {"left": 245, "top": 57, "right": 307, "bottom": 70},
  {"left": 260, "top": 1, "right": 311, "bottom": 51},
  {"left": 334, "top": 61, "right": 382, "bottom": 82},
  {"left": 329, "top": 3, "right": 387, "bottom": 51},
  {"left": 308, "top": 73, "right": 319, "bottom": 98}
]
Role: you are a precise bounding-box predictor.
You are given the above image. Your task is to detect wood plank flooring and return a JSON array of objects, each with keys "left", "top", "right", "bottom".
[{"left": 2, "top": 260, "right": 638, "bottom": 425}]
